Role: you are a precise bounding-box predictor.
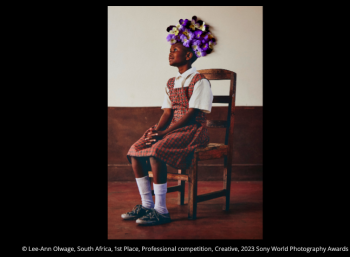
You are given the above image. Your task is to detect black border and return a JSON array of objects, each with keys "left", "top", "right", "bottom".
[{"left": 16, "top": 5, "right": 350, "bottom": 250}]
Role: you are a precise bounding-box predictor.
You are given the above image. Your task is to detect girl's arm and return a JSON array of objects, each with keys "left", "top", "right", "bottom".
[
  {"left": 155, "top": 108, "right": 173, "bottom": 131},
  {"left": 146, "top": 108, "right": 199, "bottom": 144}
]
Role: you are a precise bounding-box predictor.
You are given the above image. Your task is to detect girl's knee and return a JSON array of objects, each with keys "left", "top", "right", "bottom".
[
  {"left": 150, "top": 156, "right": 167, "bottom": 167},
  {"left": 131, "top": 156, "right": 144, "bottom": 165},
  {"left": 149, "top": 156, "right": 160, "bottom": 163}
]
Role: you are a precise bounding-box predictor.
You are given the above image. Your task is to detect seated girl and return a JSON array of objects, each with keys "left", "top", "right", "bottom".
[{"left": 123, "top": 16, "right": 217, "bottom": 226}]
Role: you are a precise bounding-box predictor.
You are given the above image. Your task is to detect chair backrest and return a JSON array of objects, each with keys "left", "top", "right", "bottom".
[{"left": 197, "top": 69, "right": 237, "bottom": 150}]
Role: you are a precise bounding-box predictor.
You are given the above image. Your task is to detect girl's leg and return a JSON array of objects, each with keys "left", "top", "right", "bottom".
[
  {"left": 130, "top": 156, "right": 149, "bottom": 178},
  {"left": 149, "top": 156, "right": 167, "bottom": 184},
  {"left": 149, "top": 157, "right": 169, "bottom": 214},
  {"left": 130, "top": 156, "right": 154, "bottom": 209}
]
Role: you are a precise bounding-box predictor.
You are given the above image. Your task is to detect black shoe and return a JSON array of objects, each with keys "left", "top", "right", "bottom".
[
  {"left": 121, "top": 205, "right": 152, "bottom": 220},
  {"left": 136, "top": 209, "right": 171, "bottom": 225}
]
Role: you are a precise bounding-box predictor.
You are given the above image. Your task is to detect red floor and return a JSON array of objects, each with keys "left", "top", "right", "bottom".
[{"left": 108, "top": 181, "right": 262, "bottom": 239}]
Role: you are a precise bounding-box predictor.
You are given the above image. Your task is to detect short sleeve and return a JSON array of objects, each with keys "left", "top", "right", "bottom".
[
  {"left": 161, "top": 86, "right": 172, "bottom": 109},
  {"left": 189, "top": 79, "right": 213, "bottom": 113}
]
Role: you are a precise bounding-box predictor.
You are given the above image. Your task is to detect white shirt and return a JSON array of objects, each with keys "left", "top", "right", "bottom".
[{"left": 161, "top": 67, "right": 214, "bottom": 113}]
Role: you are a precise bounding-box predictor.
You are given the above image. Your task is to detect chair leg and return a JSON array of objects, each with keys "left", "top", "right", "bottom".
[
  {"left": 223, "top": 155, "right": 232, "bottom": 211},
  {"left": 178, "top": 169, "right": 185, "bottom": 205},
  {"left": 188, "top": 154, "right": 198, "bottom": 219}
]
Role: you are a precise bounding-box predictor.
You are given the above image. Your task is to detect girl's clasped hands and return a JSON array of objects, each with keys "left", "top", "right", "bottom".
[{"left": 145, "top": 128, "right": 166, "bottom": 145}]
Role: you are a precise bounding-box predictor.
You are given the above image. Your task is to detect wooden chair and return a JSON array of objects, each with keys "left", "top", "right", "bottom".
[{"left": 149, "top": 69, "right": 237, "bottom": 219}]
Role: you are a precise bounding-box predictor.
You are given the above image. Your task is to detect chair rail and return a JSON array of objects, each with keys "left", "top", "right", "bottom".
[
  {"left": 197, "top": 69, "right": 235, "bottom": 80},
  {"left": 213, "top": 95, "right": 231, "bottom": 103}
]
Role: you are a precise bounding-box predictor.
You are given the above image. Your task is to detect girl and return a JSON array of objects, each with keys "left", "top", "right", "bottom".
[{"left": 122, "top": 16, "right": 216, "bottom": 226}]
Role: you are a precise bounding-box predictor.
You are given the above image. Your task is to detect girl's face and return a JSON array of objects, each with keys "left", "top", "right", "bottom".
[{"left": 169, "top": 43, "right": 190, "bottom": 67}]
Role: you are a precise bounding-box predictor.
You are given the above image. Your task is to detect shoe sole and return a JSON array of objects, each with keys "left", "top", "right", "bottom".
[
  {"left": 136, "top": 219, "right": 171, "bottom": 226},
  {"left": 121, "top": 215, "right": 139, "bottom": 220}
]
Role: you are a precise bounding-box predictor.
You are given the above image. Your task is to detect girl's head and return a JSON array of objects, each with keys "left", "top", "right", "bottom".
[{"left": 169, "top": 42, "right": 197, "bottom": 67}]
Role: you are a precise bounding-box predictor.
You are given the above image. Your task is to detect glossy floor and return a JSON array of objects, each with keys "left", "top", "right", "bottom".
[{"left": 108, "top": 181, "right": 262, "bottom": 239}]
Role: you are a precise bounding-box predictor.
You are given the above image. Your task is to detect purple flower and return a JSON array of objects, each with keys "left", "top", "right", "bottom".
[
  {"left": 179, "top": 19, "right": 189, "bottom": 27},
  {"left": 189, "top": 16, "right": 201, "bottom": 31},
  {"left": 183, "top": 39, "right": 192, "bottom": 48},
  {"left": 179, "top": 33, "right": 188, "bottom": 42},
  {"left": 193, "top": 16, "right": 202, "bottom": 26},
  {"left": 187, "top": 31, "right": 194, "bottom": 40},
  {"left": 204, "top": 32, "right": 214, "bottom": 41},
  {"left": 180, "top": 33, "right": 192, "bottom": 47},
  {"left": 181, "top": 28, "right": 192, "bottom": 39},
  {"left": 167, "top": 34, "right": 179, "bottom": 45},
  {"left": 191, "top": 43, "right": 200, "bottom": 52},
  {"left": 195, "top": 49, "right": 207, "bottom": 58},
  {"left": 192, "top": 39, "right": 202, "bottom": 46},
  {"left": 201, "top": 42, "right": 209, "bottom": 51},
  {"left": 201, "top": 38, "right": 208, "bottom": 45},
  {"left": 170, "top": 38, "right": 179, "bottom": 45},
  {"left": 194, "top": 30, "right": 203, "bottom": 39},
  {"left": 191, "top": 40, "right": 202, "bottom": 51},
  {"left": 166, "top": 34, "right": 175, "bottom": 42},
  {"left": 201, "top": 50, "right": 207, "bottom": 57}
]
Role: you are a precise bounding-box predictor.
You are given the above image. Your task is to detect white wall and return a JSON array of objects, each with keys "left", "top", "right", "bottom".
[{"left": 108, "top": 6, "right": 262, "bottom": 107}]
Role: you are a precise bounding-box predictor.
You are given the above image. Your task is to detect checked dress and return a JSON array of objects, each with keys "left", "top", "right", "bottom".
[{"left": 126, "top": 73, "right": 210, "bottom": 169}]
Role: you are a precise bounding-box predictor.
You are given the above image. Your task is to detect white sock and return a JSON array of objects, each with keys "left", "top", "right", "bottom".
[
  {"left": 135, "top": 176, "right": 154, "bottom": 209},
  {"left": 153, "top": 183, "right": 169, "bottom": 214}
]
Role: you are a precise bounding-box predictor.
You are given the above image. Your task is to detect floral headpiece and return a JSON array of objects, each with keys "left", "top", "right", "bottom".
[{"left": 166, "top": 16, "right": 216, "bottom": 58}]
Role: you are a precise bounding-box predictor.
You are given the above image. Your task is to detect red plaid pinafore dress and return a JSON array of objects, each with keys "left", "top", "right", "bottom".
[{"left": 126, "top": 73, "right": 210, "bottom": 169}]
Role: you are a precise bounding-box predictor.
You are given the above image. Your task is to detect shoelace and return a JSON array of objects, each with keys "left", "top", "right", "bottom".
[
  {"left": 146, "top": 209, "right": 160, "bottom": 221},
  {"left": 128, "top": 205, "right": 142, "bottom": 215}
]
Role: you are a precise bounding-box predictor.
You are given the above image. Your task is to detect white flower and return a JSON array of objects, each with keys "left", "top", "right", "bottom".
[
  {"left": 199, "top": 22, "right": 206, "bottom": 31},
  {"left": 169, "top": 27, "right": 179, "bottom": 36},
  {"left": 208, "top": 41, "right": 216, "bottom": 49},
  {"left": 176, "top": 23, "right": 183, "bottom": 30},
  {"left": 189, "top": 19, "right": 196, "bottom": 30},
  {"left": 192, "top": 44, "right": 199, "bottom": 51},
  {"left": 207, "top": 32, "right": 214, "bottom": 39}
]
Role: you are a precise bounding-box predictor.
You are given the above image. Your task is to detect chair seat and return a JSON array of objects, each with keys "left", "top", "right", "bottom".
[
  {"left": 195, "top": 143, "right": 228, "bottom": 152},
  {"left": 195, "top": 143, "right": 228, "bottom": 160}
]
